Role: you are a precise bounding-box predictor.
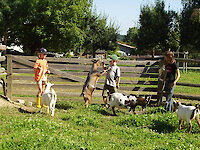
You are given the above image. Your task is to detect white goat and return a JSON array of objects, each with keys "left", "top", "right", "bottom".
[
  {"left": 176, "top": 101, "right": 200, "bottom": 133},
  {"left": 40, "top": 82, "right": 57, "bottom": 116}
]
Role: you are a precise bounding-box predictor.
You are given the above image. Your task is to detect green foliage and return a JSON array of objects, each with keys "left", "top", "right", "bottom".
[
  {"left": 83, "top": 13, "right": 119, "bottom": 57},
  {"left": 136, "top": 0, "right": 171, "bottom": 55},
  {"left": 167, "top": 12, "right": 181, "bottom": 51},
  {"left": 180, "top": 0, "right": 200, "bottom": 52},
  {"left": 0, "top": 0, "right": 118, "bottom": 55}
]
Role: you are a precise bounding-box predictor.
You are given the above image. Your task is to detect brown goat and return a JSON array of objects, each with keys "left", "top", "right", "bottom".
[{"left": 81, "top": 58, "right": 110, "bottom": 108}]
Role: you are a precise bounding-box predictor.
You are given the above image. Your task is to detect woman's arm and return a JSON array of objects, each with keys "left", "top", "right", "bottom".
[
  {"left": 171, "top": 69, "right": 180, "bottom": 88},
  {"left": 174, "top": 69, "right": 180, "bottom": 84}
]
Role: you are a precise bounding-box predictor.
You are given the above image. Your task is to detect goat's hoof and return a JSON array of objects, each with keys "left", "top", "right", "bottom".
[{"left": 104, "top": 104, "right": 109, "bottom": 108}]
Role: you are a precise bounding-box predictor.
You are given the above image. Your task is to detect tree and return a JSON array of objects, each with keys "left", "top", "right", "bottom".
[
  {"left": 0, "top": 0, "right": 30, "bottom": 45},
  {"left": 167, "top": 12, "right": 181, "bottom": 51},
  {"left": 125, "top": 27, "right": 138, "bottom": 47},
  {"left": 20, "top": 0, "right": 93, "bottom": 54},
  {"left": 0, "top": 0, "right": 118, "bottom": 55},
  {"left": 136, "top": 0, "right": 172, "bottom": 57},
  {"left": 180, "top": 0, "right": 200, "bottom": 52},
  {"left": 83, "top": 13, "right": 119, "bottom": 57}
]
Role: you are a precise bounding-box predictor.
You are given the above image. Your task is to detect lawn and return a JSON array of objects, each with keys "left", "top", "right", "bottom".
[
  {"left": 1, "top": 70, "right": 200, "bottom": 149},
  {"left": 1, "top": 100, "right": 200, "bottom": 150}
]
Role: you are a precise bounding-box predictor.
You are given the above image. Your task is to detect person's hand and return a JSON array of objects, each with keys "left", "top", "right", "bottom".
[
  {"left": 46, "top": 70, "right": 50, "bottom": 74},
  {"left": 116, "top": 83, "right": 119, "bottom": 89},
  {"left": 106, "top": 66, "right": 111, "bottom": 71},
  {"left": 170, "top": 82, "right": 175, "bottom": 88}
]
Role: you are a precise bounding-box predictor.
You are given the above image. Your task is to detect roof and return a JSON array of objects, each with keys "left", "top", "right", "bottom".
[{"left": 117, "top": 42, "right": 136, "bottom": 49}]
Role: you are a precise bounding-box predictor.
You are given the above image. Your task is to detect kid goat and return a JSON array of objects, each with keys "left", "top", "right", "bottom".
[
  {"left": 41, "top": 82, "right": 57, "bottom": 116},
  {"left": 81, "top": 58, "right": 110, "bottom": 108},
  {"left": 109, "top": 93, "right": 151, "bottom": 116},
  {"left": 176, "top": 100, "right": 200, "bottom": 133}
]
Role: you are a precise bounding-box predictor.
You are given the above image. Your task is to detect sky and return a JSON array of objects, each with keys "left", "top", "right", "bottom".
[{"left": 93, "top": 0, "right": 183, "bottom": 35}]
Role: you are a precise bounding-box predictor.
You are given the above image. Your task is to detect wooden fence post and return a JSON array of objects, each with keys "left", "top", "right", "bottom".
[
  {"left": 157, "top": 60, "right": 166, "bottom": 103},
  {"left": 6, "top": 54, "right": 12, "bottom": 100}
]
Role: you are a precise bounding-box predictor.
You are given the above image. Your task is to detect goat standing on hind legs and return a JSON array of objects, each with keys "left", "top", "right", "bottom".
[{"left": 81, "top": 58, "right": 110, "bottom": 108}]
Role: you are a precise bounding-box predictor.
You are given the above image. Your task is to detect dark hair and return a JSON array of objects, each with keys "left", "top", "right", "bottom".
[
  {"left": 164, "top": 50, "right": 175, "bottom": 64},
  {"left": 38, "top": 48, "right": 47, "bottom": 54}
]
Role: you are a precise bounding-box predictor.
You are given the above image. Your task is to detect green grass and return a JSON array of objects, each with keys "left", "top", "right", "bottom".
[
  {"left": 179, "top": 70, "right": 200, "bottom": 84},
  {"left": 1, "top": 70, "right": 200, "bottom": 149},
  {"left": 1, "top": 101, "right": 200, "bottom": 149}
]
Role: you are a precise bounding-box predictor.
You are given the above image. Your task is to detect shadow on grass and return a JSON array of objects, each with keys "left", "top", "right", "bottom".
[
  {"left": 149, "top": 119, "right": 177, "bottom": 133},
  {"left": 18, "top": 108, "right": 36, "bottom": 114},
  {"left": 56, "top": 101, "right": 73, "bottom": 110},
  {"left": 90, "top": 104, "right": 112, "bottom": 116}
]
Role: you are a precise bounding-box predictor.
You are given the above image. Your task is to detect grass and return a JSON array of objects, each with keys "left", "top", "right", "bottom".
[
  {"left": 1, "top": 70, "right": 200, "bottom": 149},
  {"left": 1, "top": 101, "right": 200, "bottom": 149}
]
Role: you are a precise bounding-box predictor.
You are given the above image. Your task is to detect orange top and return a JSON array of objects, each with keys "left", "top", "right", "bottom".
[{"left": 33, "top": 59, "right": 48, "bottom": 82}]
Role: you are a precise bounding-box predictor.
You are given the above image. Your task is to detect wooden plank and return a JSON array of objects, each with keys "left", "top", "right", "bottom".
[
  {"left": 98, "top": 80, "right": 158, "bottom": 85},
  {"left": 12, "top": 83, "right": 83, "bottom": 89},
  {"left": 12, "top": 69, "right": 158, "bottom": 78},
  {"left": 176, "top": 58, "right": 200, "bottom": 63},
  {"left": 12, "top": 56, "right": 106, "bottom": 91},
  {"left": 13, "top": 75, "right": 73, "bottom": 82},
  {"left": 6, "top": 55, "right": 13, "bottom": 100},
  {"left": 48, "top": 64, "right": 159, "bottom": 73},
  {"left": 17, "top": 56, "right": 158, "bottom": 66},
  {"left": 12, "top": 90, "right": 102, "bottom": 97},
  {"left": 173, "top": 93, "right": 200, "bottom": 101},
  {"left": 12, "top": 75, "right": 158, "bottom": 86}
]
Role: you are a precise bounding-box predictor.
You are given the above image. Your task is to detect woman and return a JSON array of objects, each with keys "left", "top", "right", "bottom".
[{"left": 163, "top": 50, "right": 180, "bottom": 111}]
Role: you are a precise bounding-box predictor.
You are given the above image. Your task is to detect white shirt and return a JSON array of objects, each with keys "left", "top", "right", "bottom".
[{"left": 105, "top": 65, "right": 120, "bottom": 87}]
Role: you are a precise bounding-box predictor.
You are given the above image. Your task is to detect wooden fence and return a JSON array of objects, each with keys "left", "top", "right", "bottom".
[
  {"left": 4, "top": 55, "right": 200, "bottom": 102},
  {"left": 6, "top": 55, "right": 159, "bottom": 101}
]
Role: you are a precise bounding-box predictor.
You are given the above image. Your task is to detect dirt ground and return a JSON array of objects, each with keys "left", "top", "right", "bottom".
[{"left": 0, "top": 97, "right": 38, "bottom": 114}]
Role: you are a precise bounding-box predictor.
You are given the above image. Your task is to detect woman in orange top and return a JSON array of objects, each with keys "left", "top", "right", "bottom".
[{"left": 33, "top": 48, "right": 50, "bottom": 108}]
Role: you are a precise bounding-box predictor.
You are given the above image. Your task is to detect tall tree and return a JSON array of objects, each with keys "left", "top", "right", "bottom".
[
  {"left": 125, "top": 27, "right": 138, "bottom": 47},
  {"left": 83, "top": 13, "right": 119, "bottom": 57},
  {"left": 180, "top": 0, "right": 200, "bottom": 52},
  {"left": 20, "top": 0, "right": 93, "bottom": 54},
  {"left": 0, "top": 0, "right": 118, "bottom": 55},
  {"left": 167, "top": 12, "right": 181, "bottom": 51},
  {"left": 136, "top": 0, "right": 172, "bottom": 57},
  {"left": 0, "top": 0, "right": 30, "bottom": 45}
]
